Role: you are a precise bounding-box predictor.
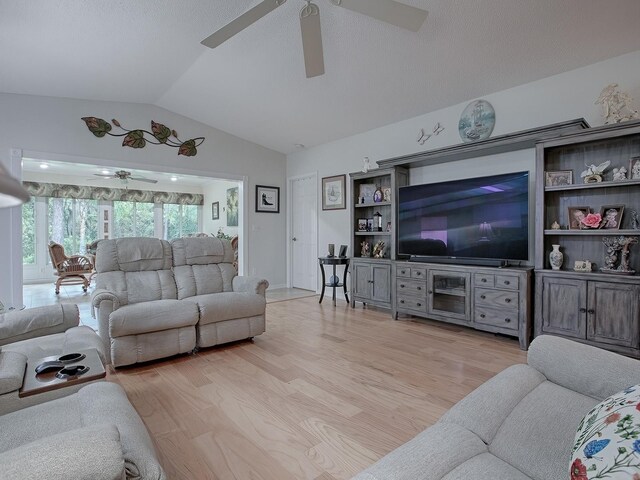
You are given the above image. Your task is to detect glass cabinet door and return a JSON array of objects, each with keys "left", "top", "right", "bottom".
[{"left": 428, "top": 270, "right": 471, "bottom": 322}]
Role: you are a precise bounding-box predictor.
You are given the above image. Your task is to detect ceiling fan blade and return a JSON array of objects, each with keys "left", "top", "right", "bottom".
[
  {"left": 332, "top": 0, "right": 427, "bottom": 32},
  {"left": 93, "top": 174, "right": 114, "bottom": 178},
  {"left": 300, "top": 2, "right": 324, "bottom": 78},
  {"left": 201, "top": 0, "right": 287, "bottom": 49},
  {"left": 129, "top": 177, "right": 158, "bottom": 184}
]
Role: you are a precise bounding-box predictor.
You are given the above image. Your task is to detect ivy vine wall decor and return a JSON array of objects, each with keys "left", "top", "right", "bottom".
[{"left": 81, "top": 117, "right": 205, "bottom": 157}]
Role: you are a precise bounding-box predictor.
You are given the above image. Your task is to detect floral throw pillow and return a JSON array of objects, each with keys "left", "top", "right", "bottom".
[{"left": 571, "top": 385, "right": 640, "bottom": 479}]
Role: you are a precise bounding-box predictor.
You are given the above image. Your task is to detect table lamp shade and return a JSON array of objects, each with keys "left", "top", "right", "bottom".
[{"left": 0, "top": 163, "right": 30, "bottom": 207}]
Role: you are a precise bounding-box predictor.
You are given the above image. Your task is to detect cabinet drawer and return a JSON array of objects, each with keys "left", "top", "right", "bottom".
[
  {"left": 411, "top": 267, "right": 427, "bottom": 280},
  {"left": 475, "top": 288, "right": 519, "bottom": 308},
  {"left": 474, "top": 273, "right": 494, "bottom": 287},
  {"left": 495, "top": 274, "right": 519, "bottom": 290},
  {"left": 397, "top": 278, "right": 426, "bottom": 296},
  {"left": 397, "top": 295, "right": 427, "bottom": 313},
  {"left": 397, "top": 265, "right": 412, "bottom": 278},
  {"left": 474, "top": 305, "right": 518, "bottom": 330}
]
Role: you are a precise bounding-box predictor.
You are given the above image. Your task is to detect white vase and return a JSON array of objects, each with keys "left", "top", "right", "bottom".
[{"left": 549, "top": 244, "right": 563, "bottom": 270}]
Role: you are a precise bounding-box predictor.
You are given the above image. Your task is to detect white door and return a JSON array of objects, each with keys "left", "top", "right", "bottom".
[{"left": 290, "top": 174, "right": 317, "bottom": 291}]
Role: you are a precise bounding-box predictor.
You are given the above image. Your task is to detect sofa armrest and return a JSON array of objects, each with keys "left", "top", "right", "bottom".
[
  {"left": 0, "top": 424, "right": 125, "bottom": 480},
  {"left": 91, "top": 289, "right": 121, "bottom": 313},
  {"left": 528, "top": 335, "right": 640, "bottom": 400},
  {"left": 233, "top": 276, "right": 269, "bottom": 296},
  {"left": 0, "top": 351, "right": 27, "bottom": 395},
  {"left": 0, "top": 305, "right": 79, "bottom": 347},
  {"left": 91, "top": 289, "right": 120, "bottom": 365}
]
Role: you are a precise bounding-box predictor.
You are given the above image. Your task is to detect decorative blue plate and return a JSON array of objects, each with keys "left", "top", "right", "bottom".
[{"left": 458, "top": 100, "right": 495, "bottom": 142}]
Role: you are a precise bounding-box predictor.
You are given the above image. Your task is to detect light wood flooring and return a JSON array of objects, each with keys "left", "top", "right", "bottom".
[{"left": 108, "top": 296, "right": 527, "bottom": 480}]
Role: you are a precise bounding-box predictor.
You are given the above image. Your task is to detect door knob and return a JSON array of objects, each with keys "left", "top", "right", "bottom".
[
  {"left": 579, "top": 308, "right": 587, "bottom": 313},
  {"left": 292, "top": 237, "right": 297, "bottom": 241},
  {"left": 587, "top": 309, "right": 595, "bottom": 314}
]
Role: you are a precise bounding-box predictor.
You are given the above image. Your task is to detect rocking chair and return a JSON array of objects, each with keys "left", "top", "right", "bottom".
[{"left": 47, "top": 241, "right": 94, "bottom": 294}]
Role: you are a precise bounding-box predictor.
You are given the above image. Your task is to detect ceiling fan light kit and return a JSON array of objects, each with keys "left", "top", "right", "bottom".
[{"left": 201, "top": 0, "right": 428, "bottom": 78}]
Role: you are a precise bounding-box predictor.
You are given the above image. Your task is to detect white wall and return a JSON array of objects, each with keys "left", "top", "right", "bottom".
[
  {"left": 202, "top": 179, "right": 241, "bottom": 237},
  {"left": 287, "top": 50, "right": 640, "bottom": 293},
  {"left": 0, "top": 94, "right": 287, "bottom": 304}
]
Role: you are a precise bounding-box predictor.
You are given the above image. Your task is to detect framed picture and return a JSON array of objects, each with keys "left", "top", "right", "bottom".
[
  {"left": 630, "top": 156, "right": 640, "bottom": 179},
  {"left": 599, "top": 205, "right": 624, "bottom": 229},
  {"left": 568, "top": 206, "right": 590, "bottom": 230},
  {"left": 382, "top": 187, "right": 391, "bottom": 202},
  {"left": 211, "top": 201, "right": 219, "bottom": 220},
  {"left": 255, "top": 185, "right": 280, "bottom": 213},
  {"left": 545, "top": 170, "right": 573, "bottom": 187},
  {"left": 358, "top": 183, "right": 376, "bottom": 204},
  {"left": 227, "top": 187, "right": 239, "bottom": 226},
  {"left": 338, "top": 245, "right": 348, "bottom": 257},
  {"left": 366, "top": 218, "right": 374, "bottom": 232},
  {"left": 357, "top": 218, "right": 367, "bottom": 231},
  {"left": 322, "top": 175, "right": 346, "bottom": 210}
]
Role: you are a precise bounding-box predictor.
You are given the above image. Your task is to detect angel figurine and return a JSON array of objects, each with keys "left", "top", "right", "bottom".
[
  {"left": 612, "top": 166, "right": 627, "bottom": 181},
  {"left": 595, "top": 84, "right": 639, "bottom": 124},
  {"left": 580, "top": 161, "right": 610, "bottom": 183}
]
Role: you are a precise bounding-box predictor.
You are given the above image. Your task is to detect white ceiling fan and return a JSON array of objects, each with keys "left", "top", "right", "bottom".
[
  {"left": 201, "top": 0, "right": 428, "bottom": 78},
  {"left": 93, "top": 170, "right": 158, "bottom": 184}
]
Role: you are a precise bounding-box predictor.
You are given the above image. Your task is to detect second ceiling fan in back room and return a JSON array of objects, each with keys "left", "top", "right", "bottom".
[
  {"left": 93, "top": 170, "right": 158, "bottom": 185},
  {"left": 201, "top": 0, "right": 428, "bottom": 78}
]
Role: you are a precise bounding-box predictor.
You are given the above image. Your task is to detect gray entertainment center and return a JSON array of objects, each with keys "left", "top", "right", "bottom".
[{"left": 350, "top": 118, "right": 591, "bottom": 351}]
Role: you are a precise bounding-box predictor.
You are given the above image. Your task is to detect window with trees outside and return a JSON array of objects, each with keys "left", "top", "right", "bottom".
[
  {"left": 163, "top": 204, "right": 199, "bottom": 240},
  {"left": 22, "top": 197, "right": 36, "bottom": 265},
  {"left": 113, "top": 201, "right": 155, "bottom": 238},
  {"left": 48, "top": 198, "right": 98, "bottom": 255}
]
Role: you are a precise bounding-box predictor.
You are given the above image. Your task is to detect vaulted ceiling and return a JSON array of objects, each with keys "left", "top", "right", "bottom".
[{"left": 1, "top": 1, "right": 639, "bottom": 153}]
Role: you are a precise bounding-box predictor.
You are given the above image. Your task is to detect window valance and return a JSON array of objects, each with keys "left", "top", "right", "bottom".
[{"left": 23, "top": 181, "right": 203, "bottom": 206}]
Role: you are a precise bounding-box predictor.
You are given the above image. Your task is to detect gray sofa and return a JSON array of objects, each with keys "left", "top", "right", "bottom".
[
  {"left": 0, "top": 382, "right": 165, "bottom": 480},
  {"left": 0, "top": 304, "right": 106, "bottom": 415},
  {"left": 352, "top": 335, "right": 640, "bottom": 480},
  {"left": 92, "top": 236, "right": 268, "bottom": 367}
]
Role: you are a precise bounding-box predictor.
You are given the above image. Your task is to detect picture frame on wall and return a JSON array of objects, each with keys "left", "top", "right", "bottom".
[
  {"left": 211, "top": 201, "right": 219, "bottom": 220},
  {"left": 255, "top": 185, "right": 280, "bottom": 213},
  {"left": 322, "top": 174, "right": 346, "bottom": 210},
  {"left": 227, "top": 187, "right": 239, "bottom": 226}
]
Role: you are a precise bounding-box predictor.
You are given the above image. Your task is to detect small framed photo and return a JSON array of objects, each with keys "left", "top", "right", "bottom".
[
  {"left": 630, "top": 156, "right": 640, "bottom": 179},
  {"left": 366, "top": 218, "right": 374, "bottom": 232},
  {"left": 382, "top": 187, "right": 391, "bottom": 202},
  {"left": 322, "top": 174, "right": 346, "bottom": 210},
  {"left": 255, "top": 185, "right": 280, "bottom": 213},
  {"left": 599, "top": 205, "right": 624, "bottom": 230},
  {"left": 386, "top": 221, "right": 392, "bottom": 232},
  {"left": 338, "top": 245, "right": 348, "bottom": 257},
  {"left": 545, "top": 170, "right": 573, "bottom": 187},
  {"left": 211, "top": 201, "right": 220, "bottom": 220},
  {"left": 568, "top": 206, "right": 590, "bottom": 230},
  {"left": 357, "top": 218, "right": 368, "bottom": 231},
  {"left": 358, "top": 183, "right": 377, "bottom": 204}
]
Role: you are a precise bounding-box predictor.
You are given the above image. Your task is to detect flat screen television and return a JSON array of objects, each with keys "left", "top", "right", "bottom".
[{"left": 398, "top": 171, "right": 529, "bottom": 263}]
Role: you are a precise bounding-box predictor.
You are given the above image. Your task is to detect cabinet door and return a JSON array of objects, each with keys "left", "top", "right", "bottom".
[
  {"left": 428, "top": 270, "right": 470, "bottom": 322},
  {"left": 587, "top": 282, "right": 640, "bottom": 349},
  {"left": 352, "top": 263, "right": 372, "bottom": 300},
  {"left": 371, "top": 264, "right": 391, "bottom": 303},
  {"left": 540, "top": 276, "right": 587, "bottom": 339}
]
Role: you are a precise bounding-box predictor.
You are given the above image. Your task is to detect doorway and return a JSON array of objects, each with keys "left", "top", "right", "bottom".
[{"left": 288, "top": 173, "right": 317, "bottom": 291}]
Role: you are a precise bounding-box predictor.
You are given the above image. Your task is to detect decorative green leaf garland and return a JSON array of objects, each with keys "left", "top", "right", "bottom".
[{"left": 81, "top": 117, "right": 205, "bottom": 157}]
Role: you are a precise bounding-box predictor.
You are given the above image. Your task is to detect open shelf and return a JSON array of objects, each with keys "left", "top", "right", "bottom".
[
  {"left": 545, "top": 178, "right": 640, "bottom": 192},
  {"left": 354, "top": 231, "right": 392, "bottom": 236},
  {"left": 544, "top": 229, "right": 640, "bottom": 236},
  {"left": 354, "top": 201, "right": 392, "bottom": 208}
]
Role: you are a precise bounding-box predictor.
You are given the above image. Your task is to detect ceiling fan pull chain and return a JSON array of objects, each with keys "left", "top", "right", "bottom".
[{"left": 300, "top": 1, "right": 320, "bottom": 18}]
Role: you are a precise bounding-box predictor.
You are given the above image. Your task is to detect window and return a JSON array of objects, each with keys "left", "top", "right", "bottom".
[
  {"left": 113, "top": 201, "right": 155, "bottom": 238},
  {"left": 48, "top": 198, "right": 98, "bottom": 255},
  {"left": 22, "top": 197, "right": 36, "bottom": 265},
  {"left": 163, "top": 204, "right": 199, "bottom": 240}
]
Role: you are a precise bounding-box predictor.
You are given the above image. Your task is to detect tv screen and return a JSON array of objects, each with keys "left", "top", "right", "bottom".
[{"left": 398, "top": 171, "right": 529, "bottom": 261}]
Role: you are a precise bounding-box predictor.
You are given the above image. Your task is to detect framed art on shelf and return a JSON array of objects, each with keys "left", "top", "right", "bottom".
[
  {"left": 545, "top": 170, "right": 573, "bottom": 187},
  {"left": 599, "top": 205, "right": 624, "bottom": 229},
  {"left": 211, "top": 201, "right": 219, "bottom": 220},
  {"left": 322, "top": 174, "right": 346, "bottom": 210},
  {"left": 255, "top": 185, "right": 280, "bottom": 213}
]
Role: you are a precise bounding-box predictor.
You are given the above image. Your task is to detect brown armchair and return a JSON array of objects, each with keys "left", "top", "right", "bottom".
[{"left": 47, "top": 241, "right": 94, "bottom": 294}]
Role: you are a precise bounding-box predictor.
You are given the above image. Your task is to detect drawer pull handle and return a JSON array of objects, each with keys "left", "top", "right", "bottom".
[
  {"left": 480, "top": 295, "right": 486, "bottom": 300},
  {"left": 505, "top": 318, "right": 511, "bottom": 323},
  {"left": 401, "top": 270, "right": 406, "bottom": 274},
  {"left": 400, "top": 284, "right": 405, "bottom": 288},
  {"left": 481, "top": 278, "right": 487, "bottom": 283},
  {"left": 588, "top": 309, "right": 595, "bottom": 314},
  {"left": 480, "top": 314, "right": 486, "bottom": 319},
  {"left": 579, "top": 308, "right": 587, "bottom": 313},
  {"left": 428, "top": 290, "right": 433, "bottom": 294},
  {"left": 417, "top": 286, "right": 422, "bottom": 291},
  {"left": 416, "top": 272, "right": 422, "bottom": 276},
  {"left": 504, "top": 280, "right": 510, "bottom": 285},
  {"left": 400, "top": 300, "right": 405, "bottom": 304},
  {"left": 505, "top": 298, "right": 511, "bottom": 304},
  {"left": 417, "top": 303, "right": 422, "bottom": 307}
]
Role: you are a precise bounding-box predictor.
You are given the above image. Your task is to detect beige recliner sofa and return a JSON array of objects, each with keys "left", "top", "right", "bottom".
[
  {"left": 0, "top": 381, "right": 166, "bottom": 479},
  {"left": 92, "top": 237, "right": 268, "bottom": 367},
  {"left": 0, "top": 304, "right": 106, "bottom": 414}
]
